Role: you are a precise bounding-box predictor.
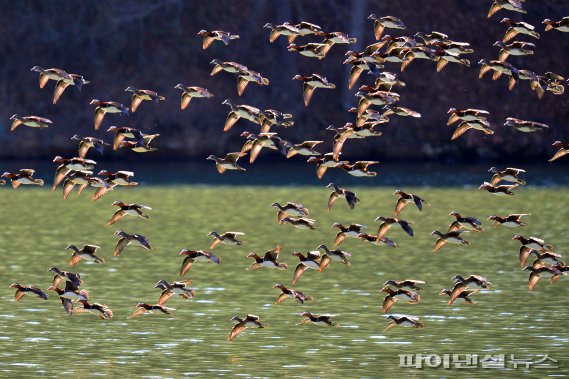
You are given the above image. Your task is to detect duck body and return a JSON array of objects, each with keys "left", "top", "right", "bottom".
[
  {"left": 2, "top": 169, "right": 44, "bottom": 188},
  {"left": 299, "top": 312, "right": 338, "bottom": 326},
  {"left": 228, "top": 314, "right": 264, "bottom": 342},
  {"left": 179, "top": 249, "right": 220, "bottom": 276},
  {"left": 247, "top": 245, "right": 287, "bottom": 270},
  {"left": 9, "top": 283, "right": 48, "bottom": 301},
  {"left": 383, "top": 315, "right": 423, "bottom": 331},
  {"left": 66, "top": 244, "right": 105, "bottom": 266},
  {"left": 10, "top": 115, "right": 52, "bottom": 131}
]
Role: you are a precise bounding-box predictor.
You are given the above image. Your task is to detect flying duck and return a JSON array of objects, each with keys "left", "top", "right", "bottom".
[
  {"left": 281, "top": 217, "right": 316, "bottom": 230},
  {"left": 70, "top": 135, "right": 109, "bottom": 158},
  {"left": 90, "top": 100, "right": 129, "bottom": 131},
  {"left": 106, "top": 126, "right": 148, "bottom": 150},
  {"left": 549, "top": 141, "right": 569, "bottom": 162},
  {"left": 61, "top": 170, "right": 93, "bottom": 199},
  {"left": 448, "top": 275, "right": 491, "bottom": 303},
  {"left": 174, "top": 84, "right": 214, "bottom": 110},
  {"left": 222, "top": 99, "right": 262, "bottom": 131},
  {"left": 294, "top": 21, "right": 323, "bottom": 36},
  {"left": 47, "top": 267, "right": 83, "bottom": 289},
  {"left": 292, "top": 251, "right": 323, "bottom": 284},
  {"left": 247, "top": 245, "right": 287, "bottom": 270},
  {"left": 355, "top": 90, "right": 399, "bottom": 117},
  {"left": 381, "top": 280, "right": 425, "bottom": 292},
  {"left": 527, "top": 251, "right": 565, "bottom": 268},
  {"left": 154, "top": 279, "right": 196, "bottom": 303},
  {"left": 241, "top": 132, "right": 281, "bottom": 163},
  {"left": 357, "top": 233, "right": 397, "bottom": 248},
  {"left": 107, "top": 201, "right": 151, "bottom": 225},
  {"left": 316, "top": 244, "right": 351, "bottom": 270},
  {"left": 316, "top": 31, "right": 357, "bottom": 53},
  {"left": 114, "top": 230, "right": 152, "bottom": 256},
  {"left": 9, "top": 283, "right": 47, "bottom": 301},
  {"left": 228, "top": 314, "right": 264, "bottom": 342},
  {"left": 273, "top": 283, "right": 312, "bottom": 304},
  {"left": 46, "top": 283, "right": 83, "bottom": 315},
  {"left": 287, "top": 43, "right": 327, "bottom": 59},
  {"left": 98, "top": 170, "right": 138, "bottom": 187},
  {"left": 478, "top": 59, "right": 519, "bottom": 82},
  {"left": 440, "top": 286, "right": 478, "bottom": 304},
  {"left": 207, "top": 152, "right": 246, "bottom": 174},
  {"left": 66, "top": 244, "right": 104, "bottom": 266},
  {"left": 128, "top": 302, "right": 176, "bottom": 318},
  {"left": 448, "top": 211, "right": 483, "bottom": 232},
  {"left": 512, "top": 235, "right": 553, "bottom": 252},
  {"left": 118, "top": 139, "right": 158, "bottom": 153},
  {"left": 381, "top": 105, "right": 421, "bottom": 119},
  {"left": 451, "top": 119, "right": 494, "bottom": 140},
  {"left": 332, "top": 223, "right": 367, "bottom": 246},
  {"left": 478, "top": 182, "right": 518, "bottom": 196},
  {"left": 543, "top": 17, "right": 569, "bottom": 32},
  {"left": 1, "top": 169, "right": 44, "bottom": 188},
  {"left": 375, "top": 216, "right": 414, "bottom": 240},
  {"left": 343, "top": 56, "right": 384, "bottom": 90},
  {"left": 523, "top": 264, "right": 562, "bottom": 291},
  {"left": 431, "top": 230, "right": 470, "bottom": 251},
  {"left": 383, "top": 315, "right": 423, "bottom": 332},
  {"left": 52, "top": 156, "right": 96, "bottom": 191},
  {"left": 367, "top": 14, "right": 406, "bottom": 40},
  {"left": 263, "top": 22, "right": 301, "bottom": 43},
  {"left": 501, "top": 18, "right": 540, "bottom": 42},
  {"left": 488, "top": 0, "right": 526, "bottom": 17},
  {"left": 488, "top": 213, "right": 530, "bottom": 228},
  {"left": 298, "top": 312, "right": 338, "bottom": 326},
  {"left": 447, "top": 108, "right": 489, "bottom": 125},
  {"left": 73, "top": 300, "right": 113, "bottom": 320},
  {"left": 493, "top": 41, "right": 534, "bottom": 62},
  {"left": 179, "top": 250, "right": 220, "bottom": 276},
  {"left": 259, "top": 109, "right": 294, "bottom": 132},
  {"left": 271, "top": 202, "right": 309, "bottom": 223},
  {"left": 326, "top": 183, "right": 360, "bottom": 211},
  {"left": 236, "top": 69, "right": 270, "bottom": 96},
  {"left": 124, "top": 87, "right": 166, "bottom": 113},
  {"left": 210, "top": 59, "right": 249, "bottom": 76},
  {"left": 341, "top": 161, "right": 379, "bottom": 177},
  {"left": 197, "top": 30, "right": 239, "bottom": 49},
  {"left": 283, "top": 140, "right": 322, "bottom": 158},
  {"left": 380, "top": 287, "right": 420, "bottom": 313},
  {"left": 414, "top": 31, "right": 451, "bottom": 45},
  {"left": 433, "top": 49, "right": 470, "bottom": 72},
  {"left": 208, "top": 231, "right": 245, "bottom": 249},
  {"left": 10, "top": 115, "right": 52, "bottom": 131},
  {"left": 488, "top": 167, "right": 526, "bottom": 185},
  {"left": 393, "top": 190, "right": 430, "bottom": 216},
  {"left": 504, "top": 118, "right": 549, "bottom": 133},
  {"left": 30, "top": 66, "right": 71, "bottom": 88},
  {"left": 292, "top": 74, "right": 336, "bottom": 106},
  {"left": 307, "top": 154, "right": 347, "bottom": 179}
]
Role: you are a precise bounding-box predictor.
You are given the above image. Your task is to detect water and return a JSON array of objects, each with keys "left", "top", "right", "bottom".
[{"left": 0, "top": 186, "right": 568, "bottom": 378}]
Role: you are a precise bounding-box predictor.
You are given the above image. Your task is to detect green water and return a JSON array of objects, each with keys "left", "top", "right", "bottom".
[{"left": 1, "top": 186, "right": 568, "bottom": 378}]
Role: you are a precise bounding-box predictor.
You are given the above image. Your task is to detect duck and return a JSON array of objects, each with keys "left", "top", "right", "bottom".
[
  {"left": 294, "top": 21, "right": 322, "bottom": 35},
  {"left": 124, "top": 87, "right": 166, "bottom": 113},
  {"left": 271, "top": 202, "right": 309, "bottom": 223},
  {"left": 328, "top": 122, "right": 383, "bottom": 141},
  {"left": 493, "top": 41, "right": 534, "bottom": 62},
  {"left": 259, "top": 109, "right": 294, "bottom": 132},
  {"left": 448, "top": 275, "right": 491, "bottom": 303},
  {"left": 10, "top": 114, "right": 52, "bottom": 132},
  {"left": 543, "top": 17, "right": 569, "bottom": 32},
  {"left": 228, "top": 314, "right": 264, "bottom": 342},
  {"left": 106, "top": 126, "right": 148, "bottom": 150},
  {"left": 332, "top": 223, "right": 367, "bottom": 246},
  {"left": 292, "top": 251, "right": 323, "bottom": 284},
  {"left": 381, "top": 105, "right": 421, "bottom": 119},
  {"left": 434, "top": 49, "right": 470, "bottom": 72},
  {"left": 378, "top": 35, "right": 417, "bottom": 51},
  {"left": 283, "top": 141, "right": 322, "bottom": 158},
  {"left": 179, "top": 250, "right": 220, "bottom": 276},
  {"left": 527, "top": 251, "right": 565, "bottom": 268},
  {"left": 367, "top": 14, "right": 406, "bottom": 40},
  {"left": 118, "top": 139, "right": 158, "bottom": 153},
  {"left": 52, "top": 73, "right": 89, "bottom": 104},
  {"left": 281, "top": 217, "right": 316, "bottom": 230},
  {"left": 70, "top": 135, "right": 109, "bottom": 158},
  {"left": 381, "top": 279, "right": 425, "bottom": 292},
  {"left": 414, "top": 31, "right": 451, "bottom": 45},
  {"left": 488, "top": 0, "right": 526, "bottom": 17},
  {"left": 326, "top": 183, "right": 360, "bottom": 211},
  {"left": 292, "top": 74, "right": 336, "bottom": 106},
  {"left": 380, "top": 288, "right": 420, "bottom": 313},
  {"left": 197, "top": 29, "right": 239, "bottom": 49},
  {"left": 523, "top": 264, "right": 563, "bottom": 291},
  {"left": 52, "top": 156, "right": 97, "bottom": 191},
  {"left": 343, "top": 57, "right": 384, "bottom": 90},
  {"left": 287, "top": 43, "right": 327, "bottom": 60},
  {"left": 208, "top": 231, "right": 245, "bottom": 249},
  {"left": 98, "top": 170, "right": 138, "bottom": 187},
  {"left": 90, "top": 100, "right": 129, "bottom": 131},
  {"left": 207, "top": 152, "right": 247, "bottom": 174},
  {"left": 46, "top": 283, "right": 78, "bottom": 315},
  {"left": 236, "top": 69, "right": 270, "bottom": 96},
  {"left": 448, "top": 211, "right": 483, "bottom": 232},
  {"left": 298, "top": 312, "right": 338, "bottom": 326},
  {"left": 375, "top": 216, "right": 414, "bottom": 240},
  {"left": 549, "top": 141, "right": 569, "bottom": 162},
  {"left": 9, "top": 283, "right": 47, "bottom": 301},
  {"left": 478, "top": 59, "right": 519, "bottom": 81},
  {"left": 488, "top": 213, "right": 530, "bottom": 228},
  {"left": 210, "top": 59, "right": 249, "bottom": 76},
  {"left": 154, "top": 279, "right": 195, "bottom": 303},
  {"left": 501, "top": 18, "right": 540, "bottom": 42},
  {"left": 107, "top": 201, "right": 151, "bottom": 225},
  {"left": 355, "top": 90, "right": 399, "bottom": 117},
  {"left": 357, "top": 233, "right": 397, "bottom": 248},
  {"left": 307, "top": 154, "right": 348, "bottom": 179},
  {"left": 431, "top": 41, "right": 473, "bottom": 56},
  {"left": 447, "top": 108, "right": 489, "bottom": 125},
  {"left": 478, "top": 182, "right": 518, "bottom": 196},
  {"left": 241, "top": 132, "right": 281, "bottom": 163},
  {"left": 73, "top": 300, "right": 113, "bottom": 320},
  {"left": 316, "top": 31, "right": 357, "bottom": 53},
  {"left": 431, "top": 230, "right": 470, "bottom": 252},
  {"left": 504, "top": 118, "right": 549, "bottom": 133},
  {"left": 174, "top": 84, "right": 213, "bottom": 110},
  {"left": 350, "top": 107, "right": 391, "bottom": 126},
  {"left": 128, "top": 302, "right": 176, "bottom": 318},
  {"left": 440, "top": 287, "right": 478, "bottom": 304},
  {"left": 393, "top": 190, "right": 430, "bottom": 216},
  {"left": 273, "top": 284, "right": 312, "bottom": 304},
  {"left": 47, "top": 267, "right": 83, "bottom": 289},
  {"left": 400, "top": 47, "right": 437, "bottom": 71},
  {"left": 512, "top": 235, "right": 553, "bottom": 252},
  {"left": 247, "top": 245, "right": 287, "bottom": 270},
  {"left": 316, "top": 244, "right": 351, "bottom": 270},
  {"left": 488, "top": 167, "right": 526, "bottom": 185},
  {"left": 66, "top": 244, "right": 105, "bottom": 266},
  {"left": 1, "top": 169, "right": 44, "bottom": 188},
  {"left": 61, "top": 171, "right": 93, "bottom": 200},
  {"left": 114, "top": 230, "right": 152, "bottom": 256},
  {"left": 341, "top": 161, "right": 379, "bottom": 177},
  {"left": 88, "top": 177, "right": 114, "bottom": 202},
  {"left": 30, "top": 66, "right": 72, "bottom": 88},
  {"left": 263, "top": 22, "right": 301, "bottom": 43},
  {"left": 383, "top": 315, "right": 423, "bottom": 332},
  {"left": 222, "top": 99, "right": 262, "bottom": 131}
]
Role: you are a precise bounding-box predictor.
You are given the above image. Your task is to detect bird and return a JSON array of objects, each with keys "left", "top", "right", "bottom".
[
  {"left": 326, "top": 183, "right": 360, "bottom": 211},
  {"left": 332, "top": 223, "right": 367, "bottom": 247},
  {"left": 430, "top": 230, "right": 470, "bottom": 252},
  {"left": 488, "top": 0, "right": 526, "bottom": 18},
  {"left": 98, "top": 170, "right": 138, "bottom": 187},
  {"left": 381, "top": 105, "right": 421, "bottom": 119},
  {"left": 493, "top": 41, "right": 534, "bottom": 62},
  {"left": 236, "top": 69, "right": 270, "bottom": 96},
  {"left": 340, "top": 161, "right": 379, "bottom": 177},
  {"left": 128, "top": 302, "right": 176, "bottom": 318},
  {"left": 73, "top": 300, "right": 113, "bottom": 320},
  {"left": 210, "top": 59, "right": 249, "bottom": 76},
  {"left": 30, "top": 66, "right": 89, "bottom": 103},
  {"left": 451, "top": 120, "right": 494, "bottom": 140},
  {"left": 107, "top": 201, "right": 152, "bottom": 225},
  {"left": 241, "top": 132, "right": 281, "bottom": 163},
  {"left": 66, "top": 244, "right": 105, "bottom": 266},
  {"left": 478, "top": 182, "right": 518, "bottom": 196},
  {"left": 478, "top": 59, "right": 519, "bottom": 82},
  {"left": 227, "top": 314, "right": 264, "bottom": 342},
  {"left": 52, "top": 156, "right": 96, "bottom": 191},
  {"left": 197, "top": 29, "right": 239, "bottom": 49},
  {"left": 208, "top": 231, "right": 245, "bottom": 249},
  {"left": 178, "top": 250, "right": 220, "bottom": 276},
  {"left": 174, "top": 84, "right": 213, "bottom": 110},
  {"left": 114, "top": 230, "right": 152, "bottom": 256},
  {"left": 9, "top": 283, "right": 48, "bottom": 301},
  {"left": 447, "top": 275, "right": 491, "bottom": 303},
  {"left": 355, "top": 91, "right": 399, "bottom": 118},
  {"left": 294, "top": 21, "right": 323, "bottom": 36},
  {"left": 10, "top": 115, "right": 52, "bottom": 131},
  {"left": 307, "top": 154, "right": 348, "bottom": 179},
  {"left": 292, "top": 74, "right": 336, "bottom": 106},
  {"left": 246, "top": 245, "right": 287, "bottom": 270},
  {"left": 106, "top": 126, "right": 150, "bottom": 150},
  {"left": 501, "top": 18, "right": 540, "bottom": 42},
  {"left": 71, "top": 135, "right": 110, "bottom": 158},
  {"left": 154, "top": 280, "right": 196, "bottom": 303},
  {"left": 447, "top": 108, "right": 489, "bottom": 125},
  {"left": 281, "top": 217, "right": 316, "bottom": 230},
  {"left": 504, "top": 118, "right": 549, "bottom": 133},
  {"left": 488, "top": 214, "right": 530, "bottom": 228},
  {"left": 207, "top": 152, "right": 247, "bottom": 174},
  {"left": 47, "top": 283, "right": 84, "bottom": 315},
  {"left": 271, "top": 202, "right": 309, "bottom": 223},
  {"left": 124, "top": 87, "right": 166, "bottom": 113},
  {"left": 259, "top": 109, "right": 294, "bottom": 132},
  {"left": 393, "top": 190, "right": 430, "bottom": 216},
  {"left": 316, "top": 244, "right": 351, "bottom": 270},
  {"left": 283, "top": 141, "right": 323, "bottom": 158},
  {"left": 89, "top": 100, "right": 129, "bottom": 131},
  {"left": 287, "top": 43, "right": 327, "bottom": 60},
  {"left": 524, "top": 251, "right": 565, "bottom": 268},
  {"left": 381, "top": 280, "right": 426, "bottom": 292},
  {"left": 47, "top": 267, "right": 83, "bottom": 289},
  {"left": 375, "top": 216, "right": 414, "bottom": 240},
  {"left": 118, "top": 139, "right": 158, "bottom": 153},
  {"left": 383, "top": 315, "right": 423, "bottom": 332},
  {"left": 222, "top": 99, "right": 263, "bottom": 132},
  {"left": 448, "top": 211, "right": 484, "bottom": 232},
  {"left": 440, "top": 287, "right": 478, "bottom": 304},
  {"left": 488, "top": 167, "right": 526, "bottom": 185},
  {"left": 273, "top": 284, "right": 312, "bottom": 304},
  {"left": 357, "top": 233, "right": 397, "bottom": 248},
  {"left": 62, "top": 171, "right": 95, "bottom": 201},
  {"left": 315, "top": 31, "right": 357, "bottom": 53},
  {"left": 1, "top": 169, "right": 44, "bottom": 188},
  {"left": 298, "top": 312, "right": 338, "bottom": 326},
  {"left": 512, "top": 235, "right": 553, "bottom": 252},
  {"left": 30, "top": 66, "right": 72, "bottom": 88},
  {"left": 292, "top": 251, "right": 323, "bottom": 284},
  {"left": 523, "top": 264, "right": 563, "bottom": 291},
  {"left": 549, "top": 141, "right": 569, "bottom": 162},
  {"left": 263, "top": 22, "right": 301, "bottom": 43},
  {"left": 433, "top": 49, "right": 470, "bottom": 72},
  {"left": 367, "top": 14, "right": 406, "bottom": 40},
  {"left": 380, "top": 288, "right": 420, "bottom": 313},
  {"left": 543, "top": 17, "right": 569, "bottom": 32}
]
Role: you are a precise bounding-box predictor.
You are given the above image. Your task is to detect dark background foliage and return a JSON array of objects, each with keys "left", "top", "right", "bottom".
[{"left": 1, "top": 0, "right": 568, "bottom": 162}]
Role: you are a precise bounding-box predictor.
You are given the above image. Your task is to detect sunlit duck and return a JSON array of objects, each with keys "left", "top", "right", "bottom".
[
  {"left": 315, "top": 31, "right": 357, "bottom": 54},
  {"left": 208, "top": 231, "right": 245, "bottom": 249},
  {"left": 292, "top": 74, "right": 336, "bottom": 107},
  {"left": 399, "top": 47, "right": 436, "bottom": 71},
  {"left": 70, "top": 135, "right": 109, "bottom": 158},
  {"left": 271, "top": 202, "right": 309, "bottom": 223},
  {"left": 431, "top": 230, "right": 470, "bottom": 252},
  {"left": 247, "top": 245, "right": 287, "bottom": 270},
  {"left": 118, "top": 139, "right": 158, "bottom": 153},
  {"left": 478, "top": 59, "right": 519, "bottom": 81},
  {"left": 447, "top": 108, "right": 489, "bottom": 125},
  {"left": 375, "top": 216, "right": 414, "bottom": 240},
  {"left": 9, "top": 283, "right": 47, "bottom": 301},
  {"left": 210, "top": 59, "right": 249, "bottom": 76},
  {"left": 179, "top": 249, "right": 220, "bottom": 276},
  {"left": 1, "top": 169, "right": 44, "bottom": 188},
  {"left": 128, "top": 302, "right": 176, "bottom": 318},
  {"left": 298, "top": 312, "right": 338, "bottom": 326},
  {"left": 431, "top": 41, "right": 473, "bottom": 56},
  {"left": 30, "top": 66, "right": 71, "bottom": 88},
  {"left": 273, "top": 283, "right": 312, "bottom": 304},
  {"left": 263, "top": 22, "right": 301, "bottom": 43},
  {"left": 73, "top": 300, "right": 113, "bottom": 319},
  {"left": 504, "top": 117, "right": 549, "bottom": 133},
  {"left": 281, "top": 217, "right": 316, "bottom": 230},
  {"left": 241, "top": 132, "right": 281, "bottom": 163},
  {"left": 124, "top": 87, "right": 165, "bottom": 113},
  {"left": 523, "top": 264, "right": 562, "bottom": 291},
  {"left": 549, "top": 141, "right": 569, "bottom": 162},
  {"left": 350, "top": 108, "right": 390, "bottom": 127},
  {"left": 452, "top": 274, "right": 492, "bottom": 289},
  {"left": 89, "top": 100, "right": 129, "bottom": 131},
  {"left": 52, "top": 281, "right": 89, "bottom": 303},
  {"left": 488, "top": 0, "right": 526, "bottom": 17},
  {"left": 61, "top": 170, "right": 92, "bottom": 200},
  {"left": 207, "top": 152, "right": 246, "bottom": 174},
  {"left": 48, "top": 267, "right": 83, "bottom": 288},
  {"left": 393, "top": 190, "right": 430, "bottom": 216},
  {"left": 493, "top": 41, "right": 534, "bottom": 62},
  {"left": 307, "top": 154, "right": 347, "bottom": 179},
  {"left": 357, "top": 233, "right": 397, "bottom": 248},
  {"left": 341, "top": 161, "right": 379, "bottom": 177},
  {"left": 332, "top": 223, "right": 367, "bottom": 246},
  {"left": 478, "top": 182, "right": 518, "bottom": 196},
  {"left": 106, "top": 126, "right": 146, "bottom": 150},
  {"left": 228, "top": 314, "right": 264, "bottom": 342},
  {"left": 543, "top": 17, "right": 569, "bottom": 32},
  {"left": 528, "top": 251, "right": 565, "bottom": 268},
  {"left": 46, "top": 284, "right": 76, "bottom": 315},
  {"left": 381, "top": 279, "right": 425, "bottom": 292},
  {"left": 237, "top": 69, "right": 270, "bottom": 96},
  {"left": 107, "top": 201, "right": 151, "bottom": 225},
  {"left": 316, "top": 244, "right": 351, "bottom": 271},
  {"left": 197, "top": 29, "right": 239, "bottom": 49},
  {"left": 98, "top": 170, "right": 137, "bottom": 187},
  {"left": 10, "top": 114, "right": 52, "bottom": 132},
  {"left": 66, "top": 244, "right": 104, "bottom": 266},
  {"left": 377, "top": 35, "right": 417, "bottom": 51},
  {"left": 448, "top": 211, "right": 483, "bottom": 232},
  {"left": 222, "top": 99, "right": 262, "bottom": 131},
  {"left": 440, "top": 287, "right": 478, "bottom": 304},
  {"left": 414, "top": 31, "right": 450, "bottom": 45},
  {"left": 287, "top": 43, "right": 327, "bottom": 60},
  {"left": 52, "top": 73, "right": 89, "bottom": 104},
  {"left": 174, "top": 84, "right": 213, "bottom": 110},
  {"left": 326, "top": 183, "right": 359, "bottom": 211},
  {"left": 88, "top": 177, "right": 114, "bottom": 202},
  {"left": 328, "top": 122, "right": 382, "bottom": 141},
  {"left": 380, "top": 287, "right": 420, "bottom": 313},
  {"left": 52, "top": 156, "right": 96, "bottom": 191},
  {"left": 488, "top": 213, "right": 530, "bottom": 228},
  {"left": 383, "top": 315, "right": 423, "bottom": 332},
  {"left": 488, "top": 167, "right": 526, "bottom": 185},
  {"left": 540, "top": 72, "right": 565, "bottom": 95},
  {"left": 343, "top": 57, "right": 383, "bottom": 90},
  {"left": 432, "top": 49, "right": 470, "bottom": 72},
  {"left": 381, "top": 105, "right": 421, "bottom": 119},
  {"left": 154, "top": 279, "right": 195, "bottom": 303},
  {"left": 283, "top": 141, "right": 322, "bottom": 158},
  {"left": 501, "top": 18, "right": 540, "bottom": 42},
  {"left": 114, "top": 230, "right": 152, "bottom": 256},
  {"left": 367, "top": 14, "right": 406, "bottom": 40},
  {"left": 292, "top": 251, "right": 322, "bottom": 284},
  {"left": 355, "top": 91, "right": 399, "bottom": 117},
  {"left": 115, "top": 131, "right": 159, "bottom": 152},
  {"left": 512, "top": 235, "right": 553, "bottom": 252},
  {"left": 259, "top": 109, "right": 294, "bottom": 132}
]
